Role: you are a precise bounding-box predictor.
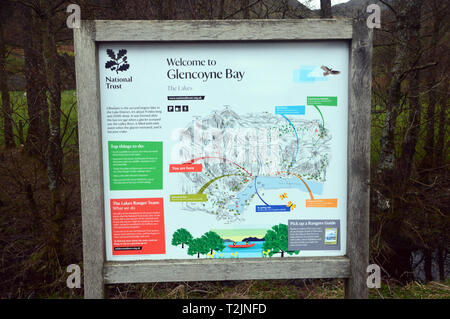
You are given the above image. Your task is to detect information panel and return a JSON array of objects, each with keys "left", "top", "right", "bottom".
[{"left": 99, "top": 41, "right": 349, "bottom": 261}]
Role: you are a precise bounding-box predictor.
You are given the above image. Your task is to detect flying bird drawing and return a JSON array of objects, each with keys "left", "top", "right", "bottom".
[
  {"left": 321, "top": 65, "right": 341, "bottom": 76},
  {"left": 287, "top": 201, "right": 297, "bottom": 211},
  {"left": 279, "top": 192, "right": 288, "bottom": 200}
]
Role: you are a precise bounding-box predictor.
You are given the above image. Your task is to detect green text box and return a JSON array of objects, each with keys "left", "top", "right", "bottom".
[
  {"left": 170, "top": 194, "right": 207, "bottom": 202},
  {"left": 108, "top": 141, "right": 163, "bottom": 190},
  {"left": 307, "top": 96, "right": 338, "bottom": 106}
]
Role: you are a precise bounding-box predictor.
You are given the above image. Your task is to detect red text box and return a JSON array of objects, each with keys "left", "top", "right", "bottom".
[
  {"left": 169, "top": 164, "right": 202, "bottom": 172},
  {"left": 110, "top": 198, "right": 165, "bottom": 255}
]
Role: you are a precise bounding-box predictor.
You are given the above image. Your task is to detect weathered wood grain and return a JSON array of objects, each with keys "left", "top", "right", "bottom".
[
  {"left": 74, "top": 21, "right": 106, "bottom": 299},
  {"left": 345, "top": 18, "right": 373, "bottom": 299},
  {"left": 104, "top": 257, "right": 350, "bottom": 284},
  {"left": 93, "top": 19, "right": 353, "bottom": 41}
]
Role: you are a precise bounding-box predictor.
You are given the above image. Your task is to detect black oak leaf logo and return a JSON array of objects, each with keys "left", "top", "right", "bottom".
[{"left": 105, "top": 49, "right": 130, "bottom": 73}]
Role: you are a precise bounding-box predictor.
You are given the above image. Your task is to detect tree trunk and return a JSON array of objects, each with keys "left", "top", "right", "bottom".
[
  {"left": 25, "top": 183, "right": 41, "bottom": 232},
  {"left": 41, "top": 15, "right": 62, "bottom": 192},
  {"left": 320, "top": 0, "right": 332, "bottom": 18},
  {"left": 164, "top": 0, "right": 174, "bottom": 19},
  {"left": 437, "top": 247, "right": 446, "bottom": 281},
  {"left": 0, "top": 5, "right": 14, "bottom": 148},
  {"left": 243, "top": 0, "right": 250, "bottom": 19},
  {"left": 218, "top": 0, "right": 225, "bottom": 19},
  {"left": 22, "top": 7, "right": 49, "bottom": 156},
  {"left": 376, "top": 9, "right": 409, "bottom": 181},
  {"left": 397, "top": 5, "right": 423, "bottom": 182},
  {"left": 434, "top": 78, "right": 448, "bottom": 166},
  {"left": 41, "top": 4, "right": 64, "bottom": 261},
  {"left": 397, "top": 0, "right": 424, "bottom": 183},
  {"left": 377, "top": 1, "right": 424, "bottom": 186},
  {"left": 154, "top": 0, "right": 164, "bottom": 19},
  {"left": 423, "top": 249, "right": 433, "bottom": 282},
  {"left": 386, "top": 248, "right": 414, "bottom": 282},
  {"left": 421, "top": 7, "right": 441, "bottom": 172}
]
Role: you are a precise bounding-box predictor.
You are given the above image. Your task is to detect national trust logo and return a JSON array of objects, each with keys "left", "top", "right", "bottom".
[{"left": 105, "top": 49, "right": 130, "bottom": 74}]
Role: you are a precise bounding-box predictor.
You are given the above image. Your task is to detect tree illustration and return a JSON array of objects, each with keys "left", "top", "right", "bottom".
[
  {"left": 187, "top": 237, "right": 209, "bottom": 258},
  {"left": 105, "top": 49, "right": 130, "bottom": 74},
  {"left": 263, "top": 224, "right": 299, "bottom": 257},
  {"left": 171, "top": 228, "right": 193, "bottom": 249},
  {"left": 201, "top": 231, "right": 225, "bottom": 254}
]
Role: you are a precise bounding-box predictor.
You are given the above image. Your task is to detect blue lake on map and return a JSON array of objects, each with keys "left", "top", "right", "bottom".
[{"left": 228, "top": 176, "right": 323, "bottom": 214}]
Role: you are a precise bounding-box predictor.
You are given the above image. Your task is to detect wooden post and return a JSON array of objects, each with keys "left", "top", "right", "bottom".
[
  {"left": 345, "top": 18, "right": 373, "bottom": 299},
  {"left": 74, "top": 21, "right": 106, "bottom": 299}
]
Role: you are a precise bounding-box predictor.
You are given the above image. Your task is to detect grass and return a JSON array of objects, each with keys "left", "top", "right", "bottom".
[
  {"left": 371, "top": 280, "right": 450, "bottom": 299},
  {"left": 100, "top": 279, "right": 450, "bottom": 299},
  {"left": 0, "top": 90, "right": 78, "bottom": 150}
]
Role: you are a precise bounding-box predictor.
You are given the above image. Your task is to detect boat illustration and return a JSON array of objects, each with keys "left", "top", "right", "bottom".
[{"left": 228, "top": 243, "right": 255, "bottom": 248}]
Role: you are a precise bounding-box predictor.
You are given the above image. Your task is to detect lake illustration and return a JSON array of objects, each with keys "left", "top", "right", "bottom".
[
  {"left": 228, "top": 176, "right": 323, "bottom": 213},
  {"left": 214, "top": 241, "right": 265, "bottom": 258}
]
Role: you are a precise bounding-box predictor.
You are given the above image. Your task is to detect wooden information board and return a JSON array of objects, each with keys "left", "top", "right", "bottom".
[{"left": 74, "top": 19, "right": 372, "bottom": 299}]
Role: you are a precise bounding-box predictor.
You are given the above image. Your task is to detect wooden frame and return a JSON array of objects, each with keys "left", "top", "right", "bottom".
[{"left": 74, "top": 19, "right": 372, "bottom": 299}]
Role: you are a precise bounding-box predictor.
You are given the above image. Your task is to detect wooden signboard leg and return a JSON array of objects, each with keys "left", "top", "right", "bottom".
[
  {"left": 74, "top": 21, "right": 106, "bottom": 299},
  {"left": 345, "top": 18, "right": 373, "bottom": 299}
]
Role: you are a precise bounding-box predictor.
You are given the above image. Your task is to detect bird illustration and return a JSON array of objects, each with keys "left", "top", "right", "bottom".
[
  {"left": 279, "top": 192, "right": 288, "bottom": 200},
  {"left": 321, "top": 65, "right": 341, "bottom": 76},
  {"left": 287, "top": 201, "right": 297, "bottom": 210}
]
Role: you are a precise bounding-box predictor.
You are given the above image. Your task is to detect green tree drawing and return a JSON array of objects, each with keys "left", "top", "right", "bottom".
[
  {"left": 202, "top": 231, "right": 225, "bottom": 254},
  {"left": 171, "top": 228, "right": 193, "bottom": 249},
  {"left": 187, "top": 237, "right": 209, "bottom": 258},
  {"left": 263, "top": 224, "right": 299, "bottom": 257}
]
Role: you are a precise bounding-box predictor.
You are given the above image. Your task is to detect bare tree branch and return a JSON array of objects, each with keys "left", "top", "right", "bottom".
[
  {"left": 379, "top": 0, "right": 397, "bottom": 16},
  {"left": 224, "top": 0, "right": 261, "bottom": 19}
]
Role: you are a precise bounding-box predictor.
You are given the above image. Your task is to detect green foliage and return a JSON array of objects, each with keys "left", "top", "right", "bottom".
[
  {"left": 263, "top": 224, "right": 299, "bottom": 257},
  {"left": 201, "top": 231, "right": 225, "bottom": 254},
  {"left": 171, "top": 228, "right": 193, "bottom": 249},
  {"left": 187, "top": 237, "right": 209, "bottom": 258},
  {"left": 182, "top": 231, "right": 225, "bottom": 257}
]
